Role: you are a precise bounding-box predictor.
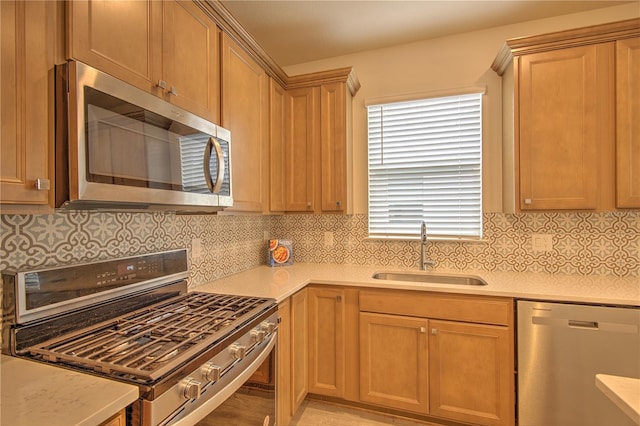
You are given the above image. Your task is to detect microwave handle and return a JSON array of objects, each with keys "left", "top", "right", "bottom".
[{"left": 204, "top": 137, "right": 225, "bottom": 194}]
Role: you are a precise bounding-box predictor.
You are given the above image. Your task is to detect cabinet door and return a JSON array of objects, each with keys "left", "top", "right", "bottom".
[
  {"left": 285, "top": 87, "right": 319, "bottom": 212},
  {"left": 1, "top": 1, "right": 57, "bottom": 207},
  {"left": 67, "top": 0, "right": 161, "bottom": 93},
  {"left": 290, "top": 289, "right": 308, "bottom": 415},
  {"left": 616, "top": 37, "right": 640, "bottom": 208},
  {"left": 221, "top": 33, "right": 269, "bottom": 212},
  {"left": 518, "top": 43, "right": 614, "bottom": 210},
  {"left": 270, "top": 79, "right": 288, "bottom": 212},
  {"left": 429, "top": 320, "right": 513, "bottom": 426},
  {"left": 276, "top": 298, "right": 292, "bottom": 426},
  {"left": 162, "top": 0, "right": 219, "bottom": 123},
  {"left": 359, "top": 312, "right": 429, "bottom": 413},
  {"left": 308, "top": 287, "right": 345, "bottom": 397},
  {"left": 320, "top": 82, "right": 348, "bottom": 213}
]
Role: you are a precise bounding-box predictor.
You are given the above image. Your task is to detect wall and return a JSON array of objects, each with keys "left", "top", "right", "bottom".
[
  {"left": 1, "top": 5, "right": 639, "bottom": 297},
  {"left": 0, "top": 212, "right": 269, "bottom": 287},
  {"left": 271, "top": 212, "right": 639, "bottom": 277},
  {"left": 1, "top": 211, "right": 638, "bottom": 284},
  {"left": 283, "top": 3, "right": 640, "bottom": 215}
]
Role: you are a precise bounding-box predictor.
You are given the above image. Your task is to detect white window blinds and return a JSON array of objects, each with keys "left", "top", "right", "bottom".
[{"left": 367, "top": 93, "right": 482, "bottom": 239}]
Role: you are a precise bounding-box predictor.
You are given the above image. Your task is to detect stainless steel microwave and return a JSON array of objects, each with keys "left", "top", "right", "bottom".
[{"left": 55, "top": 60, "right": 232, "bottom": 211}]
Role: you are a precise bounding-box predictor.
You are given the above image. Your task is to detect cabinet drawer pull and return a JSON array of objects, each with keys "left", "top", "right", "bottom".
[{"left": 524, "top": 198, "right": 532, "bottom": 205}]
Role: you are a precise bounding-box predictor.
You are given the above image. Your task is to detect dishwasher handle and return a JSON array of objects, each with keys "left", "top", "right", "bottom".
[
  {"left": 568, "top": 320, "right": 598, "bottom": 329},
  {"left": 531, "top": 315, "right": 638, "bottom": 333}
]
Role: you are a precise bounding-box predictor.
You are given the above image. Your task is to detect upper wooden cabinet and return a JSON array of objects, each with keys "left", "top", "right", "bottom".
[
  {"left": 67, "top": 0, "right": 220, "bottom": 123},
  {"left": 493, "top": 19, "right": 640, "bottom": 211},
  {"left": 283, "top": 86, "right": 319, "bottom": 212},
  {"left": 320, "top": 82, "right": 351, "bottom": 213},
  {"left": 1, "top": 1, "right": 60, "bottom": 211},
  {"left": 221, "top": 33, "right": 269, "bottom": 213},
  {"left": 269, "top": 78, "right": 288, "bottom": 212},
  {"left": 616, "top": 37, "right": 640, "bottom": 208},
  {"left": 275, "top": 69, "right": 359, "bottom": 214}
]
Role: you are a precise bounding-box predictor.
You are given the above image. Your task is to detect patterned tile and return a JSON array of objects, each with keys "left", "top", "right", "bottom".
[
  {"left": 271, "top": 212, "right": 639, "bottom": 277},
  {"left": 0, "top": 211, "right": 638, "bottom": 291}
]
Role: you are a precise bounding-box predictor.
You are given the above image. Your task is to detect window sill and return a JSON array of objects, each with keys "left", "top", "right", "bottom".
[{"left": 366, "top": 236, "right": 489, "bottom": 243}]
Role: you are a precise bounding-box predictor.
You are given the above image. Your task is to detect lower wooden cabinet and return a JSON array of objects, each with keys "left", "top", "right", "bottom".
[
  {"left": 308, "top": 287, "right": 345, "bottom": 397},
  {"left": 99, "top": 410, "right": 125, "bottom": 426},
  {"left": 358, "top": 289, "right": 514, "bottom": 426},
  {"left": 276, "top": 298, "right": 292, "bottom": 426},
  {"left": 429, "top": 320, "right": 513, "bottom": 426},
  {"left": 359, "top": 312, "right": 429, "bottom": 413},
  {"left": 290, "top": 289, "right": 308, "bottom": 415},
  {"left": 279, "top": 286, "right": 515, "bottom": 426}
]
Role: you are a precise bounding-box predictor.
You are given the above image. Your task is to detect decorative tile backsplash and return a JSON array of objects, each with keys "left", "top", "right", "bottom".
[
  {"left": 1, "top": 211, "right": 638, "bottom": 289},
  {"left": 0, "top": 212, "right": 270, "bottom": 287},
  {"left": 270, "top": 212, "right": 640, "bottom": 277}
]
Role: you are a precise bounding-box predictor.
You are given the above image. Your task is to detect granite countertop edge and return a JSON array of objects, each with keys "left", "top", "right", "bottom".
[{"left": 193, "top": 263, "right": 640, "bottom": 307}]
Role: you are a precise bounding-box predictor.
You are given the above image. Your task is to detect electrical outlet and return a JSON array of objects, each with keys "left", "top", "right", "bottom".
[
  {"left": 531, "top": 234, "right": 553, "bottom": 252},
  {"left": 191, "top": 238, "right": 202, "bottom": 259},
  {"left": 324, "top": 231, "right": 334, "bottom": 247}
]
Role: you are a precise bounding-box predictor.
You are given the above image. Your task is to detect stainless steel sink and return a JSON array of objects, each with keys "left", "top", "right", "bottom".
[{"left": 372, "top": 271, "right": 488, "bottom": 286}]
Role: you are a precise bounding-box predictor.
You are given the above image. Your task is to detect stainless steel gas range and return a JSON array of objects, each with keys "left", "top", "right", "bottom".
[{"left": 1, "top": 249, "right": 277, "bottom": 426}]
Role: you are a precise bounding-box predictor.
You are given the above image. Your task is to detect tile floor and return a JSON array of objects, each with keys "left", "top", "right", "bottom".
[{"left": 290, "top": 400, "right": 440, "bottom": 426}]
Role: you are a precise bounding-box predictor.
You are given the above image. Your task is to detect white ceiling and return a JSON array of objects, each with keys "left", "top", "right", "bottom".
[{"left": 219, "top": 0, "right": 633, "bottom": 66}]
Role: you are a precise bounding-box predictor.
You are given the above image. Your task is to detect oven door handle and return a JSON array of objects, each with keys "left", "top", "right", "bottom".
[{"left": 172, "top": 331, "right": 277, "bottom": 426}]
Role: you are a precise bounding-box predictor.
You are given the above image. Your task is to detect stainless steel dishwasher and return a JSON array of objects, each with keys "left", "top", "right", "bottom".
[{"left": 517, "top": 300, "right": 640, "bottom": 426}]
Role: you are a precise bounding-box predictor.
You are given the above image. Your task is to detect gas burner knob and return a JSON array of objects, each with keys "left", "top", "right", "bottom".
[
  {"left": 201, "top": 362, "right": 221, "bottom": 383},
  {"left": 180, "top": 378, "right": 201, "bottom": 400},
  {"left": 260, "top": 321, "right": 276, "bottom": 334},
  {"left": 251, "top": 329, "right": 266, "bottom": 343},
  {"left": 229, "top": 344, "right": 247, "bottom": 360}
]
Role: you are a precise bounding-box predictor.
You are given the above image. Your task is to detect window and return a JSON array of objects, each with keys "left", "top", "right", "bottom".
[{"left": 367, "top": 92, "right": 482, "bottom": 239}]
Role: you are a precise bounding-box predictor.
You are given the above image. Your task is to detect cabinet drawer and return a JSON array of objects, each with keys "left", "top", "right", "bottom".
[{"left": 359, "top": 290, "right": 513, "bottom": 326}]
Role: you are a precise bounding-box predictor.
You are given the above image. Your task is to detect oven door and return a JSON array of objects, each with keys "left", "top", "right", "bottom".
[{"left": 169, "top": 333, "right": 276, "bottom": 426}]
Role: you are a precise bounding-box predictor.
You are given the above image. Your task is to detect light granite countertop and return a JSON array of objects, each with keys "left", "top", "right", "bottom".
[
  {"left": 193, "top": 263, "right": 640, "bottom": 306},
  {"left": 596, "top": 374, "right": 640, "bottom": 425},
  {"left": 1, "top": 355, "right": 139, "bottom": 426}
]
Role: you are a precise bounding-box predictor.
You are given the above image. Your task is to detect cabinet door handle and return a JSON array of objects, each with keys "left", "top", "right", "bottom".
[
  {"left": 157, "top": 80, "right": 167, "bottom": 90},
  {"left": 431, "top": 328, "right": 437, "bottom": 335},
  {"left": 524, "top": 198, "right": 532, "bottom": 205},
  {"left": 34, "top": 178, "right": 50, "bottom": 191},
  {"left": 336, "top": 295, "right": 342, "bottom": 302},
  {"left": 169, "top": 86, "right": 178, "bottom": 96},
  {"left": 420, "top": 327, "right": 426, "bottom": 334}
]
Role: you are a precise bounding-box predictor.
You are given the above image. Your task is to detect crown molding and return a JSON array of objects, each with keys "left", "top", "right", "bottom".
[
  {"left": 492, "top": 18, "right": 640, "bottom": 75},
  {"left": 197, "top": 0, "right": 360, "bottom": 95}
]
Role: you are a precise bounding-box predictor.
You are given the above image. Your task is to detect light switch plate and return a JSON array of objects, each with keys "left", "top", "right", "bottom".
[
  {"left": 191, "top": 238, "right": 202, "bottom": 259},
  {"left": 531, "top": 234, "right": 553, "bottom": 252},
  {"left": 324, "top": 231, "right": 334, "bottom": 247}
]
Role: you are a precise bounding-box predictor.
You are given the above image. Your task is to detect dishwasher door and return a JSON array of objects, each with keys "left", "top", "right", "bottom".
[{"left": 517, "top": 300, "right": 640, "bottom": 426}]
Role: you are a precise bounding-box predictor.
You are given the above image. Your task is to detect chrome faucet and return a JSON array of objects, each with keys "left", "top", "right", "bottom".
[{"left": 420, "top": 221, "right": 435, "bottom": 270}]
